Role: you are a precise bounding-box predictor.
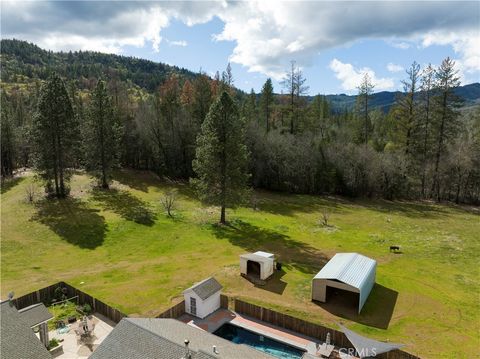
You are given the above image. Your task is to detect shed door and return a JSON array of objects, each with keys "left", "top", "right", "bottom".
[{"left": 190, "top": 297, "right": 197, "bottom": 316}]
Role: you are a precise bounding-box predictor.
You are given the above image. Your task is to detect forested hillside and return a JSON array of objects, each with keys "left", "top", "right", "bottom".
[
  {"left": 1, "top": 39, "right": 479, "bottom": 204},
  {"left": 1, "top": 39, "right": 197, "bottom": 92}
]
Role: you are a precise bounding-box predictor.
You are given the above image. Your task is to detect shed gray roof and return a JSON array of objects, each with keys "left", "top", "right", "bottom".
[
  {"left": 18, "top": 303, "right": 53, "bottom": 327},
  {"left": 91, "top": 318, "right": 274, "bottom": 359},
  {"left": 183, "top": 277, "right": 223, "bottom": 300},
  {"left": 339, "top": 324, "right": 403, "bottom": 358},
  {"left": 314, "top": 253, "right": 376, "bottom": 290},
  {"left": 0, "top": 301, "right": 51, "bottom": 359}
]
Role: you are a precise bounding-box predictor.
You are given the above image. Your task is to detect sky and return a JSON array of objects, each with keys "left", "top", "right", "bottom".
[{"left": 1, "top": 1, "right": 479, "bottom": 95}]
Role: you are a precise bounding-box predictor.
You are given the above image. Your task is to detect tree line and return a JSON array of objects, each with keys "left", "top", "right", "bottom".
[{"left": 1, "top": 57, "right": 479, "bottom": 217}]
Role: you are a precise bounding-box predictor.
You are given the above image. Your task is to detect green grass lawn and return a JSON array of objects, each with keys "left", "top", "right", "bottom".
[{"left": 1, "top": 169, "right": 479, "bottom": 358}]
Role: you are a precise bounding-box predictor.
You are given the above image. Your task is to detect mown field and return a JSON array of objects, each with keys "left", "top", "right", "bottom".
[{"left": 1, "top": 170, "right": 479, "bottom": 358}]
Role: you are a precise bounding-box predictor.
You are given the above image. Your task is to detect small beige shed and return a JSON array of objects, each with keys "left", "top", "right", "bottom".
[{"left": 240, "top": 251, "right": 275, "bottom": 281}]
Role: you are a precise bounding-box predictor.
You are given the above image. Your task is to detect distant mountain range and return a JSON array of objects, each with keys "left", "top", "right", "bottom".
[
  {"left": 319, "top": 83, "right": 480, "bottom": 113},
  {"left": 1, "top": 39, "right": 479, "bottom": 112}
]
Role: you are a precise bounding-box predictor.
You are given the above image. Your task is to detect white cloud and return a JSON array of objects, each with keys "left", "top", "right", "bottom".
[
  {"left": 421, "top": 30, "right": 480, "bottom": 76},
  {"left": 330, "top": 59, "right": 395, "bottom": 92},
  {"left": 389, "top": 41, "right": 411, "bottom": 50},
  {"left": 1, "top": 1, "right": 479, "bottom": 85},
  {"left": 167, "top": 40, "right": 188, "bottom": 47},
  {"left": 387, "top": 63, "right": 404, "bottom": 73}
]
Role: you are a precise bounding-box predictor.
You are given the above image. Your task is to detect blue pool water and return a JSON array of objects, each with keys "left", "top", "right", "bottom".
[{"left": 213, "top": 323, "right": 305, "bottom": 359}]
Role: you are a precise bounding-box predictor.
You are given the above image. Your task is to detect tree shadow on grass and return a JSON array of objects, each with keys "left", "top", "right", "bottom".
[
  {"left": 91, "top": 188, "right": 156, "bottom": 226},
  {"left": 351, "top": 199, "right": 451, "bottom": 219},
  {"left": 313, "top": 283, "right": 398, "bottom": 329},
  {"left": 255, "top": 191, "right": 348, "bottom": 217},
  {"left": 33, "top": 198, "right": 106, "bottom": 249},
  {"left": 210, "top": 219, "right": 327, "bottom": 275},
  {"left": 254, "top": 269, "right": 288, "bottom": 295},
  {"left": 1, "top": 176, "right": 25, "bottom": 194},
  {"left": 113, "top": 169, "right": 160, "bottom": 193}
]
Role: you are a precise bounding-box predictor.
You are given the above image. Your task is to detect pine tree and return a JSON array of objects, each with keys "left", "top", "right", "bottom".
[
  {"left": 243, "top": 88, "right": 257, "bottom": 121},
  {"left": 282, "top": 61, "right": 309, "bottom": 134},
  {"left": 260, "top": 78, "right": 274, "bottom": 131},
  {"left": 31, "top": 73, "right": 78, "bottom": 198},
  {"left": 309, "top": 95, "right": 331, "bottom": 139},
  {"left": 84, "top": 79, "right": 121, "bottom": 188},
  {"left": 192, "top": 91, "right": 250, "bottom": 224},
  {"left": 357, "top": 73, "right": 375, "bottom": 145},
  {"left": 431, "top": 57, "right": 463, "bottom": 200},
  {"left": 394, "top": 61, "right": 420, "bottom": 156},
  {"left": 193, "top": 73, "right": 212, "bottom": 124},
  {"left": 419, "top": 64, "right": 435, "bottom": 197},
  {"left": 1, "top": 91, "right": 16, "bottom": 176}
]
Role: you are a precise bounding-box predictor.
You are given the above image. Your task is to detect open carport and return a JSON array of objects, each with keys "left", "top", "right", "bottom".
[{"left": 311, "top": 253, "right": 376, "bottom": 313}]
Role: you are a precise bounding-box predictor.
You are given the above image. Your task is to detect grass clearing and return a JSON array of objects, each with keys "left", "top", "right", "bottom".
[{"left": 1, "top": 169, "right": 479, "bottom": 358}]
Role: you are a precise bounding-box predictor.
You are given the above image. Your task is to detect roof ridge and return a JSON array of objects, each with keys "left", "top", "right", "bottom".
[{"left": 124, "top": 318, "right": 194, "bottom": 353}]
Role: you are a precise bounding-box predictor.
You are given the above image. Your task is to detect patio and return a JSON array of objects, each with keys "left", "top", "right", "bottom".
[{"left": 48, "top": 313, "right": 115, "bottom": 358}]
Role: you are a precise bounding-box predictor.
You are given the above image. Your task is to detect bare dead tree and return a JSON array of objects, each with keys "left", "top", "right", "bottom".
[
  {"left": 25, "top": 183, "right": 37, "bottom": 203},
  {"left": 160, "top": 190, "right": 176, "bottom": 217},
  {"left": 320, "top": 209, "right": 330, "bottom": 227}
]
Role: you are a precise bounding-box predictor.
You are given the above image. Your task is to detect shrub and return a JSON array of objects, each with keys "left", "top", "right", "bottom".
[
  {"left": 83, "top": 303, "right": 92, "bottom": 315},
  {"left": 48, "top": 338, "right": 59, "bottom": 350}
]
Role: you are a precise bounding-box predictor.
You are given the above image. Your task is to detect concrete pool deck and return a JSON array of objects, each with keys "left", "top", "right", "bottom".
[{"left": 178, "top": 309, "right": 346, "bottom": 357}]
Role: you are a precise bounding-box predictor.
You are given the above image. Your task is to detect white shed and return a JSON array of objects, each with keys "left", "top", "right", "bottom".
[
  {"left": 311, "top": 253, "right": 376, "bottom": 313},
  {"left": 183, "top": 277, "right": 223, "bottom": 319},
  {"left": 240, "top": 251, "right": 275, "bottom": 281}
]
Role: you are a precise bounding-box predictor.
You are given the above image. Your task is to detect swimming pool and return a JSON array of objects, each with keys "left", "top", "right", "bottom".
[{"left": 213, "top": 323, "right": 305, "bottom": 359}]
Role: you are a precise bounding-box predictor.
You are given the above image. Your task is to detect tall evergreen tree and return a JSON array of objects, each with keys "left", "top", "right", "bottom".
[
  {"left": 419, "top": 64, "right": 435, "bottom": 197},
  {"left": 31, "top": 73, "right": 78, "bottom": 197},
  {"left": 260, "top": 78, "right": 274, "bottom": 131},
  {"left": 84, "top": 80, "right": 121, "bottom": 188},
  {"left": 431, "top": 57, "right": 462, "bottom": 200},
  {"left": 357, "top": 73, "right": 375, "bottom": 145},
  {"left": 192, "top": 73, "right": 212, "bottom": 124},
  {"left": 394, "top": 61, "right": 420, "bottom": 156},
  {"left": 1, "top": 91, "right": 16, "bottom": 176},
  {"left": 192, "top": 91, "right": 250, "bottom": 224},
  {"left": 282, "top": 61, "right": 308, "bottom": 134},
  {"left": 243, "top": 88, "right": 257, "bottom": 121},
  {"left": 309, "top": 95, "right": 330, "bottom": 139}
]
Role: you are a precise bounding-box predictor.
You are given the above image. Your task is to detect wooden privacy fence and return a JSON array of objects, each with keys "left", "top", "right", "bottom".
[
  {"left": 220, "top": 294, "right": 229, "bottom": 309},
  {"left": 234, "top": 299, "right": 420, "bottom": 359},
  {"left": 156, "top": 300, "right": 185, "bottom": 318},
  {"left": 10, "top": 281, "right": 127, "bottom": 324}
]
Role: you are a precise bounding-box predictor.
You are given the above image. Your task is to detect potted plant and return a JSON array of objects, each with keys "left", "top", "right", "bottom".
[{"left": 47, "top": 338, "right": 63, "bottom": 355}]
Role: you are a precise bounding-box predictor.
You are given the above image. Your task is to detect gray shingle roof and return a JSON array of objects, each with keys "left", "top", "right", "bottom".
[
  {"left": 183, "top": 277, "right": 223, "bottom": 300},
  {"left": 90, "top": 318, "right": 274, "bottom": 359},
  {"left": 0, "top": 301, "right": 51, "bottom": 359},
  {"left": 18, "top": 303, "right": 53, "bottom": 327},
  {"left": 89, "top": 319, "right": 190, "bottom": 359}
]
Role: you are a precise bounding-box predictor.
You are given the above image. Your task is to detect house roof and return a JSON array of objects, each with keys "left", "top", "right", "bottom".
[
  {"left": 18, "top": 303, "right": 53, "bottom": 327},
  {"left": 339, "top": 324, "right": 403, "bottom": 358},
  {"left": 0, "top": 301, "right": 51, "bottom": 359},
  {"left": 183, "top": 277, "right": 223, "bottom": 300},
  {"left": 313, "top": 253, "right": 376, "bottom": 290},
  {"left": 91, "top": 318, "right": 273, "bottom": 359}
]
